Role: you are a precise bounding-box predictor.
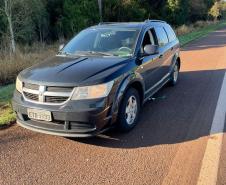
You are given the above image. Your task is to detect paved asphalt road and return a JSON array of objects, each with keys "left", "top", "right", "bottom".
[{"left": 1, "top": 27, "right": 226, "bottom": 185}]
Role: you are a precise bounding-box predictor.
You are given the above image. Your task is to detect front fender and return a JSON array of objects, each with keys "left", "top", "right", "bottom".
[{"left": 111, "top": 72, "right": 145, "bottom": 115}]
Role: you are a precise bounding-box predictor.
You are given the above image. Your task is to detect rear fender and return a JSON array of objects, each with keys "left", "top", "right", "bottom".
[{"left": 170, "top": 51, "right": 180, "bottom": 73}]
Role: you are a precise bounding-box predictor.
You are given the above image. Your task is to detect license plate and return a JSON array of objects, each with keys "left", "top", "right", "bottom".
[{"left": 27, "top": 108, "right": 52, "bottom": 122}]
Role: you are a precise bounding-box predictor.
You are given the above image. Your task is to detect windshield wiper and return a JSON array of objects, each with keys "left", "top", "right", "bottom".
[
  {"left": 58, "top": 51, "right": 72, "bottom": 56},
  {"left": 91, "top": 51, "right": 115, "bottom": 56},
  {"left": 76, "top": 51, "right": 115, "bottom": 56},
  {"left": 58, "top": 51, "right": 85, "bottom": 57}
]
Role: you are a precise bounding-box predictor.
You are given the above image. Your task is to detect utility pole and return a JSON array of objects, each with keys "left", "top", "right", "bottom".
[{"left": 98, "top": 0, "right": 103, "bottom": 22}]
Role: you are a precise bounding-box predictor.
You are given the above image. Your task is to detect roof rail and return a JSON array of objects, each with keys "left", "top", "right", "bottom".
[
  {"left": 144, "top": 19, "right": 166, "bottom": 23},
  {"left": 98, "top": 22, "right": 125, "bottom": 25},
  {"left": 98, "top": 22, "right": 143, "bottom": 25},
  {"left": 97, "top": 20, "right": 166, "bottom": 26}
]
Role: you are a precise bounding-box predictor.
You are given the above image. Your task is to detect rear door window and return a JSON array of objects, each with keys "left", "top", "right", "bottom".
[
  {"left": 154, "top": 27, "right": 169, "bottom": 47},
  {"left": 164, "top": 25, "right": 176, "bottom": 42}
]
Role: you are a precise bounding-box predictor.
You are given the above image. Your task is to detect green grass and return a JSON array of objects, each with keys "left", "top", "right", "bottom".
[
  {"left": 178, "top": 21, "right": 226, "bottom": 46},
  {"left": 0, "top": 106, "right": 16, "bottom": 126},
  {"left": 0, "top": 84, "right": 16, "bottom": 126},
  {"left": 0, "top": 84, "right": 15, "bottom": 105}
]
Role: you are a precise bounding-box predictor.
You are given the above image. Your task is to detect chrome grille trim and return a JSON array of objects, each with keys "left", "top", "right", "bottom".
[
  {"left": 24, "top": 92, "right": 39, "bottom": 101},
  {"left": 22, "top": 83, "right": 74, "bottom": 105},
  {"left": 24, "top": 83, "right": 39, "bottom": 90},
  {"left": 23, "top": 87, "right": 39, "bottom": 95},
  {"left": 46, "top": 86, "right": 73, "bottom": 92},
  {"left": 45, "top": 96, "right": 69, "bottom": 103},
  {"left": 43, "top": 91, "right": 71, "bottom": 97}
]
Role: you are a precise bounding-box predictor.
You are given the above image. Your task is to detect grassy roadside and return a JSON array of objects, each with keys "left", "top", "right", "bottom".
[
  {"left": 178, "top": 21, "right": 226, "bottom": 46},
  {"left": 0, "top": 84, "right": 16, "bottom": 126},
  {"left": 0, "top": 20, "right": 226, "bottom": 127}
]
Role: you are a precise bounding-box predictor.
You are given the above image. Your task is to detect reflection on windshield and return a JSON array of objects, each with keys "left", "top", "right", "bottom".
[{"left": 62, "top": 27, "right": 140, "bottom": 57}]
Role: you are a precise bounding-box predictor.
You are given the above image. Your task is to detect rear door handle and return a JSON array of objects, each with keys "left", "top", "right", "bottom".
[{"left": 171, "top": 47, "right": 174, "bottom": 51}]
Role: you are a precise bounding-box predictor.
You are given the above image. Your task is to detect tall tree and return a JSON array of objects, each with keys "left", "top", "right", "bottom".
[
  {"left": 189, "top": 0, "right": 208, "bottom": 21},
  {"left": 209, "top": 1, "right": 221, "bottom": 20},
  {"left": 31, "top": 0, "right": 49, "bottom": 43},
  {"left": 0, "top": 0, "right": 222, "bottom": 48},
  {"left": 2, "top": 0, "right": 16, "bottom": 54},
  {"left": 62, "top": 0, "right": 99, "bottom": 37},
  {"left": 103, "top": 0, "right": 147, "bottom": 22},
  {"left": 164, "top": 0, "right": 189, "bottom": 25}
]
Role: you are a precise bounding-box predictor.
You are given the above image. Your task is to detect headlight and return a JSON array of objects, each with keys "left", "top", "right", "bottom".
[
  {"left": 16, "top": 77, "right": 23, "bottom": 93},
  {"left": 71, "top": 81, "right": 114, "bottom": 100}
]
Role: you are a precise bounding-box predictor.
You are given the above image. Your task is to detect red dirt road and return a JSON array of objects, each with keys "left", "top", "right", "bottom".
[{"left": 1, "top": 27, "right": 226, "bottom": 185}]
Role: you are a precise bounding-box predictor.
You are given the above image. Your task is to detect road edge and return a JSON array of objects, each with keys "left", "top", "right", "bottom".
[{"left": 197, "top": 71, "right": 226, "bottom": 185}]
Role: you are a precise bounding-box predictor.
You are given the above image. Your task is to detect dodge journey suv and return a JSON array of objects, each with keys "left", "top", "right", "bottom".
[{"left": 12, "top": 20, "right": 181, "bottom": 137}]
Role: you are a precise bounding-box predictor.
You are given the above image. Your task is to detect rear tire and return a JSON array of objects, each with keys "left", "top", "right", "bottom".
[
  {"left": 117, "top": 88, "right": 141, "bottom": 132},
  {"left": 169, "top": 62, "right": 179, "bottom": 86}
]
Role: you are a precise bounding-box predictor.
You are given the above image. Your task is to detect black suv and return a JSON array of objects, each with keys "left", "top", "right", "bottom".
[{"left": 12, "top": 20, "right": 180, "bottom": 137}]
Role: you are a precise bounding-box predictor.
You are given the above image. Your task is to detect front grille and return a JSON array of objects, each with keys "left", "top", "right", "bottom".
[
  {"left": 45, "top": 96, "right": 69, "bottom": 103},
  {"left": 24, "top": 92, "right": 39, "bottom": 101},
  {"left": 46, "top": 86, "right": 73, "bottom": 92},
  {"left": 23, "top": 83, "right": 73, "bottom": 104}
]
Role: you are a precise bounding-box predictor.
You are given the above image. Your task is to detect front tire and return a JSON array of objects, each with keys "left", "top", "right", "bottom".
[{"left": 117, "top": 88, "right": 141, "bottom": 132}]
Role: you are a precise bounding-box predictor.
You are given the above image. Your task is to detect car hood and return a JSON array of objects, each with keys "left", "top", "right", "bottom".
[{"left": 19, "top": 55, "right": 132, "bottom": 86}]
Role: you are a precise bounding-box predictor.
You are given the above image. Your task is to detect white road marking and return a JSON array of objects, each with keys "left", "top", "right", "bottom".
[{"left": 197, "top": 72, "right": 226, "bottom": 185}]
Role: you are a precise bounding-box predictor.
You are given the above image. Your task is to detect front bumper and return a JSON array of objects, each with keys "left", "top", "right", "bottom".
[{"left": 12, "top": 90, "right": 115, "bottom": 137}]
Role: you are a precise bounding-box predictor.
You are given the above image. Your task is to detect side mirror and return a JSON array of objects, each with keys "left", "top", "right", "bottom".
[
  {"left": 143, "top": 44, "right": 159, "bottom": 56},
  {"left": 59, "top": 44, "right": 64, "bottom": 51}
]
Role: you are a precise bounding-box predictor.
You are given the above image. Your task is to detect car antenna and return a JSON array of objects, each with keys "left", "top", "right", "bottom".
[{"left": 148, "top": 13, "right": 150, "bottom": 20}]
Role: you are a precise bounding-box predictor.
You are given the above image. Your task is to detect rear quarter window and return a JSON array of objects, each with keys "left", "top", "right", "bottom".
[
  {"left": 154, "top": 27, "right": 169, "bottom": 47},
  {"left": 164, "top": 25, "right": 177, "bottom": 42}
]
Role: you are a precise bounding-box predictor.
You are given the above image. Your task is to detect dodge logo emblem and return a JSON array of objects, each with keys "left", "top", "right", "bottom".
[{"left": 39, "top": 86, "right": 45, "bottom": 102}]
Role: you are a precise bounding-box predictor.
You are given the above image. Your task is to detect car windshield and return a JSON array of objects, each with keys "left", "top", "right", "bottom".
[{"left": 61, "top": 27, "right": 140, "bottom": 57}]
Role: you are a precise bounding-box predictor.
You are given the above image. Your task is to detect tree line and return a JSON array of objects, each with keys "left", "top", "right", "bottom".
[{"left": 0, "top": 0, "right": 226, "bottom": 54}]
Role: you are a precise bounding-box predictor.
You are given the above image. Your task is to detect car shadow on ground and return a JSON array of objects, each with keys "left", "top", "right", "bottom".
[{"left": 69, "top": 69, "right": 226, "bottom": 149}]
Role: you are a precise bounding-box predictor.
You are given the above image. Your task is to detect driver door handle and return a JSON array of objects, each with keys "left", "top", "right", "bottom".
[{"left": 159, "top": 54, "right": 163, "bottom": 59}]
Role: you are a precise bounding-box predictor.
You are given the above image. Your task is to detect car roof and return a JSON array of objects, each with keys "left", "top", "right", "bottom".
[{"left": 90, "top": 20, "right": 168, "bottom": 30}]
